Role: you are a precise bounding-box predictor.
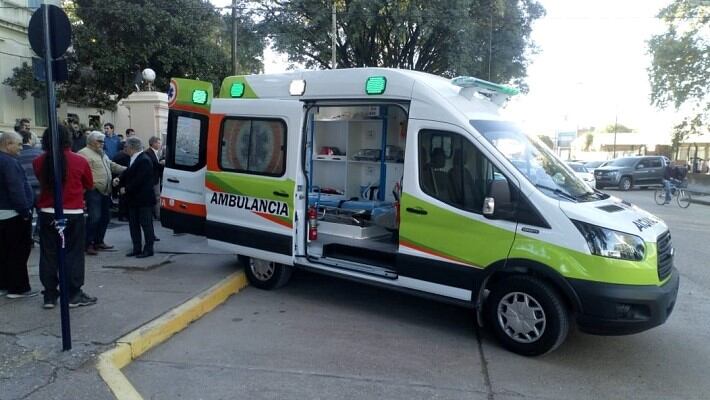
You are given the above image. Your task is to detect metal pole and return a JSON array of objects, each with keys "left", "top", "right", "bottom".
[
  {"left": 42, "top": 3, "right": 71, "bottom": 351},
  {"left": 613, "top": 114, "right": 618, "bottom": 159},
  {"left": 232, "top": 0, "right": 238, "bottom": 75},
  {"left": 331, "top": 1, "right": 336, "bottom": 69}
]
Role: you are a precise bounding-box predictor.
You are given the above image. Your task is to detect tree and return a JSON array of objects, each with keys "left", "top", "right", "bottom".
[
  {"left": 648, "top": 0, "right": 709, "bottom": 142},
  {"left": 603, "top": 123, "right": 633, "bottom": 133},
  {"left": 256, "top": 0, "right": 544, "bottom": 88},
  {"left": 538, "top": 135, "right": 554, "bottom": 149},
  {"left": 4, "top": 0, "right": 264, "bottom": 109},
  {"left": 584, "top": 133, "right": 594, "bottom": 151}
]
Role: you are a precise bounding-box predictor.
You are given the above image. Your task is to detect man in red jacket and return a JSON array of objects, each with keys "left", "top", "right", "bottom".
[{"left": 33, "top": 125, "right": 96, "bottom": 309}]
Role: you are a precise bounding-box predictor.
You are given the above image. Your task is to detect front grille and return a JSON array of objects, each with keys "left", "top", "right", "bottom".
[{"left": 657, "top": 231, "right": 673, "bottom": 281}]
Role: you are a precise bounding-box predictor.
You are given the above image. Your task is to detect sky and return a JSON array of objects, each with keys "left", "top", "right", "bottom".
[{"left": 211, "top": 0, "right": 679, "bottom": 139}]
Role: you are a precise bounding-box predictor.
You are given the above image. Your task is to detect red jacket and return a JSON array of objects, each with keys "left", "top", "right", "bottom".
[{"left": 33, "top": 149, "right": 93, "bottom": 210}]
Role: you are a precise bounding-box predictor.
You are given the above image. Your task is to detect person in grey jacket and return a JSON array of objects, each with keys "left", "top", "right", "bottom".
[{"left": 0, "top": 131, "right": 37, "bottom": 299}]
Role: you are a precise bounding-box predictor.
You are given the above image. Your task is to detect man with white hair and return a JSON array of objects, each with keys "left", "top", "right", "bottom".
[
  {"left": 116, "top": 137, "right": 157, "bottom": 258},
  {"left": 0, "top": 131, "right": 37, "bottom": 298},
  {"left": 78, "top": 131, "right": 126, "bottom": 255}
]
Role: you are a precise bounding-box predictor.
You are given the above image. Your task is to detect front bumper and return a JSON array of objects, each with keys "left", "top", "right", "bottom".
[
  {"left": 570, "top": 268, "right": 679, "bottom": 335},
  {"left": 594, "top": 175, "right": 620, "bottom": 187}
]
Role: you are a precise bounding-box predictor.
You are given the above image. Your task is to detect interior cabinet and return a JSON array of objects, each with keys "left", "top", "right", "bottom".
[{"left": 310, "top": 110, "right": 406, "bottom": 202}]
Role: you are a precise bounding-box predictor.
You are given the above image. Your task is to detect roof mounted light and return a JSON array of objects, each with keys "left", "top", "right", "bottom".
[
  {"left": 289, "top": 79, "right": 306, "bottom": 96},
  {"left": 230, "top": 82, "right": 245, "bottom": 98},
  {"left": 192, "top": 89, "right": 208, "bottom": 105},
  {"left": 365, "top": 76, "right": 387, "bottom": 95},
  {"left": 451, "top": 76, "right": 518, "bottom": 105}
]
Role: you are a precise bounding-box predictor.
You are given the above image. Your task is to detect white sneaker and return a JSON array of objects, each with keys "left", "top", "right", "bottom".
[{"left": 6, "top": 290, "right": 39, "bottom": 299}]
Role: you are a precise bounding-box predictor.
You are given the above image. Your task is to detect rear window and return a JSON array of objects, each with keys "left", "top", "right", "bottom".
[
  {"left": 568, "top": 163, "right": 587, "bottom": 172},
  {"left": 219, "top": 118, "right": 287, "bottom": 177}
]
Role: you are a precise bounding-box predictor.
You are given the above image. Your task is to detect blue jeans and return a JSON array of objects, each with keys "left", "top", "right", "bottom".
[
  {"left": 85, "top": 189, "right": 111, "bottom": 246},
  {"left": 663, "top": 179, "right": 672, "bottom": 203}
]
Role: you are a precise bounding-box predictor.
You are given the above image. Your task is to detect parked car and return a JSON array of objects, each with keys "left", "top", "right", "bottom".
[
  {"left": 594, "top": 156, "right": 667, "bottom": 190},
  {"left": 584, "top": 160, "right": 610, "bottom": 169},
  {"left": 567, "top": 162, "right": 596, "bottom": 188}
]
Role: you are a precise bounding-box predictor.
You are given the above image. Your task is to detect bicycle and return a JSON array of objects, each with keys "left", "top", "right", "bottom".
[{"left": 654, "top": 180, "right": 691, "bottom": 208}]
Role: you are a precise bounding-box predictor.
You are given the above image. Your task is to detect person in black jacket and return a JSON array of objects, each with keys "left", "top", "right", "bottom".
[
  {"left": 0, "top": 131, "right": 37, "bottom": 298},
  {"left": 115, "top": 137, "right": 156, "bottom": 258},
  {"left": 144, "top": 136, "right": 164, "bottom": 219}
]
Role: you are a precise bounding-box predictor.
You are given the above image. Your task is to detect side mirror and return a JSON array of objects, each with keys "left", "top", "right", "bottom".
[
  {"left": 636, "top": 164, "right": 645, "bottom": 169},
  {"left": 483, "top": 178, "right": 514, "bottom": 219}
]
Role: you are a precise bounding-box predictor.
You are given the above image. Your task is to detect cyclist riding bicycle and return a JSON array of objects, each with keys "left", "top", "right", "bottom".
[{"left": 663, "top": 163, "right": 688, "bottom": 204}]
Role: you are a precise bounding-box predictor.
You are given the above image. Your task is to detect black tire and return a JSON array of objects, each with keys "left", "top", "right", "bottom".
[
  {"left": 486, "top": 276, "right": 569, "bottom": 356},
  {"left": 618, "top": 176, "right": 632, "bottom": 191},
  {"left": 241, "top": 256, "right": 293, "bottom": 290}
]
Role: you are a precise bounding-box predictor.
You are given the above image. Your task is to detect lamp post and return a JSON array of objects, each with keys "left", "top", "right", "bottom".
[{"left": 612, "top": 114, "right": 618, "bottom": 159}]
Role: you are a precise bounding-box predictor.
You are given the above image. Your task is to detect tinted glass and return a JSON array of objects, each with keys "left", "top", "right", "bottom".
[
  {"left": 220, "top": 118, "right": 287, "bottom": 176},
  {"left": 174, "top": 116, "right": 202, "bottom": 167},
  {"left": 419, "top": 129, "right": 503, "bottom": 213}
]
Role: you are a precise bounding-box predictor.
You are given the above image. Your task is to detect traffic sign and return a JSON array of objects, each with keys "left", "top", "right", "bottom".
[{"left": 28, "top": 4, "right": 71, "bottom": 59}]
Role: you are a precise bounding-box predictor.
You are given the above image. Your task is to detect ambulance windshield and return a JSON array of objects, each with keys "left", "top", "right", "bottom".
[{"left": 471, "top": 120, "right": 596, "bottom": 201}]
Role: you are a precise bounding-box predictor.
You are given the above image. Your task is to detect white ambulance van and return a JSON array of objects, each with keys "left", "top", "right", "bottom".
[{"left": 161, "top": 68, "right": 678, "bottom": 356}]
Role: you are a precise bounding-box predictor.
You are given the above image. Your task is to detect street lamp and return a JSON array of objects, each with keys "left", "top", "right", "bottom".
[{"left": 142, "top": 68, "right": 156, "bottom": 91}]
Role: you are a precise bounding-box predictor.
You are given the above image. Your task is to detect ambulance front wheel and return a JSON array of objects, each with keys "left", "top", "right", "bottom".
[
  {"left": 486, "top": 275, "right": 569, "bottom": 356},
  {"left": 241, "top": 256, "right": 293, "bottom": 290}
]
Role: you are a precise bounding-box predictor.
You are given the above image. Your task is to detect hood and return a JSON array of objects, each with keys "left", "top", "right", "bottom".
[{"left": 559, "top": 195, "right": 668, "bottom": 242}]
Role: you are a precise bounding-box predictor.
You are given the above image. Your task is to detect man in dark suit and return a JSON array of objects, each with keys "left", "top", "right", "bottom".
[
  {"left": 144, "top": 136, "right": 164, "bottom": 219},
  {"left": 116, "top": 137, "right": 156, "bottom": 258}
]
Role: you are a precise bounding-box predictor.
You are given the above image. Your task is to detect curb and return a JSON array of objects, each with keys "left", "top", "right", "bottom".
[{"left": 97, "top": 270, "right": 248, "bottom": 400}]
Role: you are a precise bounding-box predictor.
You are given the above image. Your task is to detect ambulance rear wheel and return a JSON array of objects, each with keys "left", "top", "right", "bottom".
[
  {"left": 241, "top": 257, "right": 293, "bottom": 290},
  {"left": 486, "top": 275, "right": 569, "bottom": 356}
]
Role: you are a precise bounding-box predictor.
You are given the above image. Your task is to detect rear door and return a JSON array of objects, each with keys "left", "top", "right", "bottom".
[
  {"left": 205, "top": 99, "right": 304, "bottom": 265},
  {"left": 160, "top": 79, "right": 212, "bottom": 235}
]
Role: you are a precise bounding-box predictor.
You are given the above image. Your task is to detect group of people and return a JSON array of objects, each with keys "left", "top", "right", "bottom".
[{"left": 0, "top": 119, "right": 164, "bottom": 309}]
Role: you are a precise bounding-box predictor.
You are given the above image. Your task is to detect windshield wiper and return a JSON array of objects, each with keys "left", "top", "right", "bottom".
[{"left": 534, "top": 184, "right": 578, "bottom": 202}]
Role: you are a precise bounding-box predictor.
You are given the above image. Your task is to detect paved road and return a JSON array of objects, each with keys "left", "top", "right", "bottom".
[{"left": 124, "top": 190, "right": 710, "bottom": 400}]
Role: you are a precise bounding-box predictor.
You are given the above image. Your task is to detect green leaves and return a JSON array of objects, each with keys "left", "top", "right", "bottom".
[
  {"left": 4, "top": 0, "right": 264, "bottom": 110},
  {"left": 648, "top": 0, "right": 709, "bottom": 139},
  {"left": 257, "top": 0, "right": 544, "bottom": 86}
]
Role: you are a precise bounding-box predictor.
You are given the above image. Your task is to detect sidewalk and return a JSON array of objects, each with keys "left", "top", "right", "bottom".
[{"left": 0, "top": 220, "right": 237, "bottom": 400}]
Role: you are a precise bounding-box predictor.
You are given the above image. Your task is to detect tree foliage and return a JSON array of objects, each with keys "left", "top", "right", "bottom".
[
  {"left": 648, "top": 0, "right": 709, "bottom": 138},
  {"left": 538, "top": 135, "right": 553, "bottom": 149},
  {"left": 603, "top": 123, "right": 633, "bottom": 133},
  {"left": 257, "top": 0, "right": 544, "bottom": 88},
  {"left": 3, "top": 0, "right": 264, "bottom": 109}
]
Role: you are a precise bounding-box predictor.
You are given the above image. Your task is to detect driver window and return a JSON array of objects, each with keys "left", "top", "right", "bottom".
[{"left": 419, "top": 130, "right": 502, "bottom": 214}]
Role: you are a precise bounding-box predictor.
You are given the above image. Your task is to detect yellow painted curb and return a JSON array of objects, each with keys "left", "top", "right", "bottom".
[{"left": 97, "top": 271, "right": 248, "bottom": 400}]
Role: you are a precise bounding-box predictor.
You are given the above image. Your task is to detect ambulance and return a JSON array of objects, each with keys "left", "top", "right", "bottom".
[{"left": 160, "top": 68, "right": 679, "bottom": 356}]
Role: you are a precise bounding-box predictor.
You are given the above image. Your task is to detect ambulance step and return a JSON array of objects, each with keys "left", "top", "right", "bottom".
[{"left": 321, "top": 257, "right": 398, "bottom": 280}]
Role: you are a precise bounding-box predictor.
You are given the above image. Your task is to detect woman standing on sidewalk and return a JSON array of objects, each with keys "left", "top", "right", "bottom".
[{"left": 33, "top": 125, "right": 97, "bottom": 309}]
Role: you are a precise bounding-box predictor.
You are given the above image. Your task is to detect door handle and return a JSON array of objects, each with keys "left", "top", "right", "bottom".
[
  {"left": 273, "top": 190, "right": 289, "bottom": 198},
  {"left": 167, "top": 178, "right": 180, "bottom": 183},
  {"left": 406, "top": 207, "right": 428, "bottom": 215}
]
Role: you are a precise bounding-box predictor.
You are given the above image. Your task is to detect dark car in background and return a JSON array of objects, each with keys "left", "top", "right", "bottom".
[{"left": 594, "top": 156, "right": 668, "bottom": 190}]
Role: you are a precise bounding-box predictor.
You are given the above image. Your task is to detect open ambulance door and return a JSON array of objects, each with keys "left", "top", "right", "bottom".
[
  {"left": 204, "top": 99, "right": 305, "bottom": 266},
  {"left": 160, "top": 78, "right": 212, "bottom": 236}
]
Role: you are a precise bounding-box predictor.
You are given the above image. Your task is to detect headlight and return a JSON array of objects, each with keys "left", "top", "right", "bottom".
[{"left": 572, "top": 220, "right": 645, "bottom": 261}]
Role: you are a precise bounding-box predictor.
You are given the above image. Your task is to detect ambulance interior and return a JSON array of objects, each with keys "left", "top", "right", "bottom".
[{"left": 305, "top": 104, "right": 408, "bottom": 268}]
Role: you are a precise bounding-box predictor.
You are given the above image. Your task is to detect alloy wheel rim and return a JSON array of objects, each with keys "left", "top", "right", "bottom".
[
  {"left": 497, "top": 292, "right": 546, "bottom": 343},
  {"left": 250, "top": 259, "right": 275, "bottom": 281}
]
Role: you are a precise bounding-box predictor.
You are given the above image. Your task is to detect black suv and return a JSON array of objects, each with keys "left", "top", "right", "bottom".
[{"left": 594, "top": 156, "right": 669, "bottom": 190}]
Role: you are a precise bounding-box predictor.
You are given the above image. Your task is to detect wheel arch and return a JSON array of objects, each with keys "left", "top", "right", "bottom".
[{"left": 477, "top": 258, "right": 583, "bottom": 315}]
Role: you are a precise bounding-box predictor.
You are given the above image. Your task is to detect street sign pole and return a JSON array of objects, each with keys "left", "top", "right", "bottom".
[{"left": 41, "top": 3, "right": 71, "bottom": 351}]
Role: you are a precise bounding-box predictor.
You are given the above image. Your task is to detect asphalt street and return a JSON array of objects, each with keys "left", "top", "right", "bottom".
[{"left": 123, "top": 190, "right": 710, "bottom": 400}]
